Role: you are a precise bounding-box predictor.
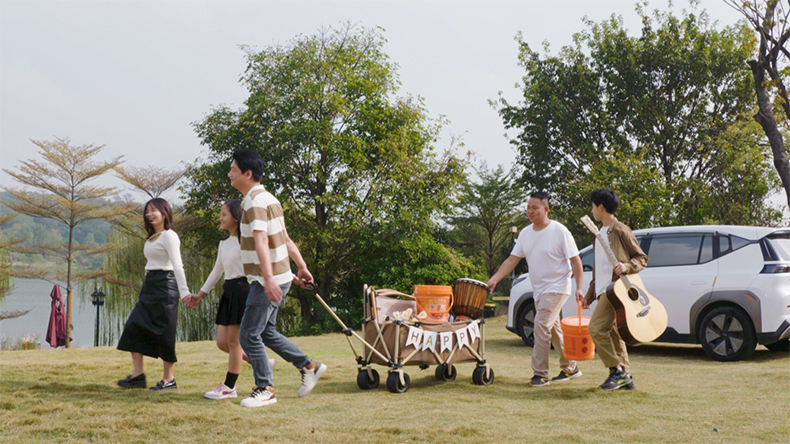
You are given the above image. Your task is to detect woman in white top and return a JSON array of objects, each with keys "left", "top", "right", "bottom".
[
  {"left": 117, "top": 198, "right": 191, "bottom": 391},
  {"left": 188, "top": 200, "right": 268, "bottom": 399}
]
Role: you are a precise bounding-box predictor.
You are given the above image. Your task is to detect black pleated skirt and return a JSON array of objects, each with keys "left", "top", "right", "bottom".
[
  {"left": 117, "top": 270, "right": 179, "bottom": 362},
  {"left": 216, "top": 277, "right": 250, "bottom": 326}
]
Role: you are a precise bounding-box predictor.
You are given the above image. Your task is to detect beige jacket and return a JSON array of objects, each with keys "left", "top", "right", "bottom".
[{"left": 584, "top": 217, "right": 648, "bottom": 304}]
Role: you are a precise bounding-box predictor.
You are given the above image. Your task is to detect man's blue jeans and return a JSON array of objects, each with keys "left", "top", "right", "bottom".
[{"left": 239, "top": 281, "right": 311, "bottom": 388}]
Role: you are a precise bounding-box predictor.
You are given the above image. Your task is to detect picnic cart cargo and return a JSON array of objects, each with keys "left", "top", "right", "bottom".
[{"left": 309, "top": 282, "right": 495, "bottom": 393}]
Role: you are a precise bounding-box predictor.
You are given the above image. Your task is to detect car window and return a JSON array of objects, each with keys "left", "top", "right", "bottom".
[
  {"left": 718, "top": 235, "right": 731, "bottom": 255},
  {"left": 730, "top": 235, "right": 750, "bottom": 252},
  {"left": 699, "top": 233, "right": 713, "bottom": 263},
  {"left": 766, "top": 232, "right": 790, "bottom": 260},
  {"left": 718, "top": 234, "right": 751, "bottom": 257},
  {"left": 646, "top": 234, "right": 704, "bottom": 267},
  {"left": 581, "top": 248, "right": 594, "bottom": 271}
]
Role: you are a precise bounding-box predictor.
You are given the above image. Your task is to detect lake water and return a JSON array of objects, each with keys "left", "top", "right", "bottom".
[{"left": 0, "top": 279, "right": 100, "bottom": 348}]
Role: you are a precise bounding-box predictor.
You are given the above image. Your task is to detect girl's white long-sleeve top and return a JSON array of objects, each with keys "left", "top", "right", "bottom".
[
  {"left": 143, "top": 229, "right": 190, "bottom": 299},
  {"left": 199, "top": 236, "right": 245, "bottom": 294}
]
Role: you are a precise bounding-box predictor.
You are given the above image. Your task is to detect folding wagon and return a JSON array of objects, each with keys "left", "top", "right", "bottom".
[{"left": 312, "top": 284, "right": 495, "bottom": 393}]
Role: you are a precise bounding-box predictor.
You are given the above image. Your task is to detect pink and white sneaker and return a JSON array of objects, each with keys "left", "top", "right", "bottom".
[{"left": 204, "top": 383, "right": 237, "bottom": 400}]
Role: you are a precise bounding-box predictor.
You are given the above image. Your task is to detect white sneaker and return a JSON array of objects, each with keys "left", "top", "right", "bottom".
[
  {"left": 240, "top": 386, "right": 277, "bottom": 408},
  {"left": 297, "top": 361, "right": 327, "bottom": 397},
  {"left": 204, "top": 383, "right": 237, "bottom": 400}
]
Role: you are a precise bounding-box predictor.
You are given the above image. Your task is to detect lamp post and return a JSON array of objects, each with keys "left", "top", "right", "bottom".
[{"left": 91, "top": 287, "right": 105, "bottom": 347}]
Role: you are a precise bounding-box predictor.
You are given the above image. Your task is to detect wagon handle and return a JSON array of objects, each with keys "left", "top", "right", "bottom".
[{"left": 302, "top": 281, "right": 349, "bottom": 330}]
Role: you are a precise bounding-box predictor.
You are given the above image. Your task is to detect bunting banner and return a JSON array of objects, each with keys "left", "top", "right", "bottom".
[
  {"left": 405, "top": 326, "right": 423, "bottom": 349},
  {"left": 467, "top": 320, "right": 481, "bottom": 343},
  {"left": 439, "top": 331, "right": 454, "bottom": 353},
  {"left": 455, "top": 327, "right": 470, "bottom": 349},
  {"left": 401, "top": 323, "right": 480, "bottom": 353},
  {"left": 422, "top": 331, "right": 438, "bottom": 352}
]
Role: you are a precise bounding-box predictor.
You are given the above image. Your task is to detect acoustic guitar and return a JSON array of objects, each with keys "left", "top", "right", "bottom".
[{"left": 580, "top": 215, "right": 667, "bottom": 345}]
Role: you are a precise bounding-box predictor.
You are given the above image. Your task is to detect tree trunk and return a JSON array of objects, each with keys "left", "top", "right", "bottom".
[
  {"left": 748, "top": 60, "right": 790, "bottom": 210},
  {"left": 295, "top": 291, "right": 313, "bottom": 321},
  {"left": 66, "top": 224, "right": 74, "bottom": 348}
]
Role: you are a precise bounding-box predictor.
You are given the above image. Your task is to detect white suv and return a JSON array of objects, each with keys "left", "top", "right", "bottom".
[{"left": 506, "top": 225, "right": 790, "bottom": 361}]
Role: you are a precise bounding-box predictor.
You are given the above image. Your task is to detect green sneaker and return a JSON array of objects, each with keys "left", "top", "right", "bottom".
[{"left": 599, "top": 367, "right": 634, "bottom": 390}]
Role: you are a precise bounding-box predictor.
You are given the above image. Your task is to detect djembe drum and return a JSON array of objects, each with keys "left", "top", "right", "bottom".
[{"left": 452, "top": 278, "right": 490, "bottom": 320}]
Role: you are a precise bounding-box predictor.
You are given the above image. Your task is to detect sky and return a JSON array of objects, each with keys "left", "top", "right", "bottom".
[{"left": 3, "top": 0, "right": 782, "bottom": 214}]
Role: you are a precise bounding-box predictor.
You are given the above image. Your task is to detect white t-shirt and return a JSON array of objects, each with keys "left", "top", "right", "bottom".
[
  {"left": 199, "top": 236, "right": 246, "bottom": 294},
  {"left": 594, "top": 225, "right": 615, "bottom": 297},
  {"left": 511, "top": 220, "right": 580, "bottom": 299},
  {"left": 143, "top": 229, "right": 190, "bottom": 299}
]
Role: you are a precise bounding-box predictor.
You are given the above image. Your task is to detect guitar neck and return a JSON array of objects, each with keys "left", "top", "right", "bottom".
[{"left": 594, "top": 229, "right": 631, "bottom": 286}]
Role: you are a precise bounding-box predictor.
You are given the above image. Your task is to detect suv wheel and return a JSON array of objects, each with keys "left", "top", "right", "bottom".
[
  {"left": 698, "top": 306, "right": 757, "bottom": 362},
  {"left": 518, "top": 301, "right": 535, "bottom": 347}
]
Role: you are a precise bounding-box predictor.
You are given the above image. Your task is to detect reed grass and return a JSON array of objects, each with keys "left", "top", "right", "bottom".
[{"left": 0, "top": 316, "right": 787, "bottom": 443}]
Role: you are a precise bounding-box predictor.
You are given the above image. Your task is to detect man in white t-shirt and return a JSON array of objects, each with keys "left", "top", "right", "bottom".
[{"left": 487, "top": 191, "right": 584, "bottom": 387}]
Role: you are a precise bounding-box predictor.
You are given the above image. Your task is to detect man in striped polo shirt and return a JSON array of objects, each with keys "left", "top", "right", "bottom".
[{"left": 229, "top": 150, "right": 327, "bottom": 408}]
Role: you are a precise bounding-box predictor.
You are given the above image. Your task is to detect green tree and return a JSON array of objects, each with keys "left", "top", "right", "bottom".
[
  {"left": 1, "top": 138, "right": 127, "bottom": 347},
  {"left": 446, "top": 163, "right": 527, "bottom": 281},
  {"left": 0, "top": 214, "right": 19, "bottom": 301},
  {"left": 495, "top": 4, "right": 781, "bottom": 241},
  {"left": 187, "top": 23, "right": 468, "bottom": 326},
  {"left": 724, "top": 0, "right": 790, "bottom": 210}
]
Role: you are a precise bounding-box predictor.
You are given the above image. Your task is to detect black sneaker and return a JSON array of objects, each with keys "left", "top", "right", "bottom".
[
  {"left": 118, "top": 373, "right": 146, "bottom": 389},
  {"left": 599, "top": 367, "right": 634, "bottom": 390},
  {"left": 150, "top": 379, "right": 177, "bottom": 391},
  {"left": 528, "top": 375, "right": 550, "bottom": 387},
  {"left": 551, "top": 367, "right": 582, "bottom": 382}
]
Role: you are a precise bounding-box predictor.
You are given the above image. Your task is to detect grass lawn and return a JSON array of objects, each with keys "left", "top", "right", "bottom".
[{"left": 1, "top": 316, "right": 787, "bottom": 443}]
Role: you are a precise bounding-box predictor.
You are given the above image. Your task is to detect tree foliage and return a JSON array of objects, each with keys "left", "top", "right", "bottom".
[
  {"left": 495, "top": 4, "right": 782, "bottom": 242},
  {"left": 186, "top": 23, "right": 469, "bottom": 328},
  {"left": 0, "top": 214, "right": 19, "bottom": 301},
  {"left": 724, "top": 0, "right": 790, "bottom": 209},
  {"left": 0, "top": 137, "right": 130, "bottom": 347},
  {"left": 445, "top": 163, "right": 527, "bottom": 281}
]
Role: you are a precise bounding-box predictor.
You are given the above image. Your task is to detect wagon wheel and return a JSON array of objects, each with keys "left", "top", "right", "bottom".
[
  {"left": 386, "top": 372, "right": 410, "bottom": 393},
  {"left": 472, "top": 366, "right": 494, "bottom": 386},
  {"left": 357, "top": 369, "right": 380, "bottom": 390},
  {"left": 435, "top": 363, "right": 457, "bottom": 382}
]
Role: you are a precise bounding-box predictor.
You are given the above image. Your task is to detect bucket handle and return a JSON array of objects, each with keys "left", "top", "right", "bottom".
[
  {"left": 414, "top": 291, "right": 454, "bottom": 313},
  {"left": 577, "top": 299, "right": 582, "bottom": 324}
]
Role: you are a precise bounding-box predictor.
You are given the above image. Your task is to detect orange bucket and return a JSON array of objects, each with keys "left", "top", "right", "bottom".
[
  {"left": 560, "top": 300, "right": 595, "bottom": 361},
  {"left": 414, "top": 285, "right": 453, "bottom": 323}
]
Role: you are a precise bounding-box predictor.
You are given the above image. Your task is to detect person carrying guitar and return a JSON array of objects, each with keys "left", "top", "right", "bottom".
[{"left": 580, "top": 188, "right": 648, "bottom": 390}]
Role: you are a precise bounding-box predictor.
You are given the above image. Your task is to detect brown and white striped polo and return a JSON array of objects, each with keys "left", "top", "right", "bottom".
[{"left": 239, "top": 184, "right": 294, "bottom": 286}]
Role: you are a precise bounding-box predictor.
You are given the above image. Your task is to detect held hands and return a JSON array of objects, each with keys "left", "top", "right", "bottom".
[
  {"left": 613, "top": 262, "right": 626, "bottom": 275},
  {"left": 182, "top": 295, "right": 195, "bottom": 308},
  {"left": 183, "top": 291, "right": 206, "bottom": 309}
]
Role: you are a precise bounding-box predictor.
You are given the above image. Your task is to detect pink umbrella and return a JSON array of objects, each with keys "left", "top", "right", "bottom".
[{"left": 46, "top": 285, "right": 67, "bottom": 348}]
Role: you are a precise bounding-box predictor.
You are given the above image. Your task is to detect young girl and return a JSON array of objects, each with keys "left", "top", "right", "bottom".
[
  {"left": 188, "top": 200, "right": 273, "bottom": 399},
  {"left": 117, "top": 198, "right": 191, "bottom": 390}
]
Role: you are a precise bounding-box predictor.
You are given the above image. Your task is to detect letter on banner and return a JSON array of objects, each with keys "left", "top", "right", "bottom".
[
  {"left": 467, "top": 320, "right": 480, "bottom": 343},
  {"left": 439, "top": 331, "right": 454, "bottom": 353},
  {"left": 455, "top": 327, "right": 470, "bottom": 349},
  {"left": 405, "top": 326, "right": 423, "bottom": 349},
  {"left": 422, "top": 331, "right": 437, "bottom": 352}
]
